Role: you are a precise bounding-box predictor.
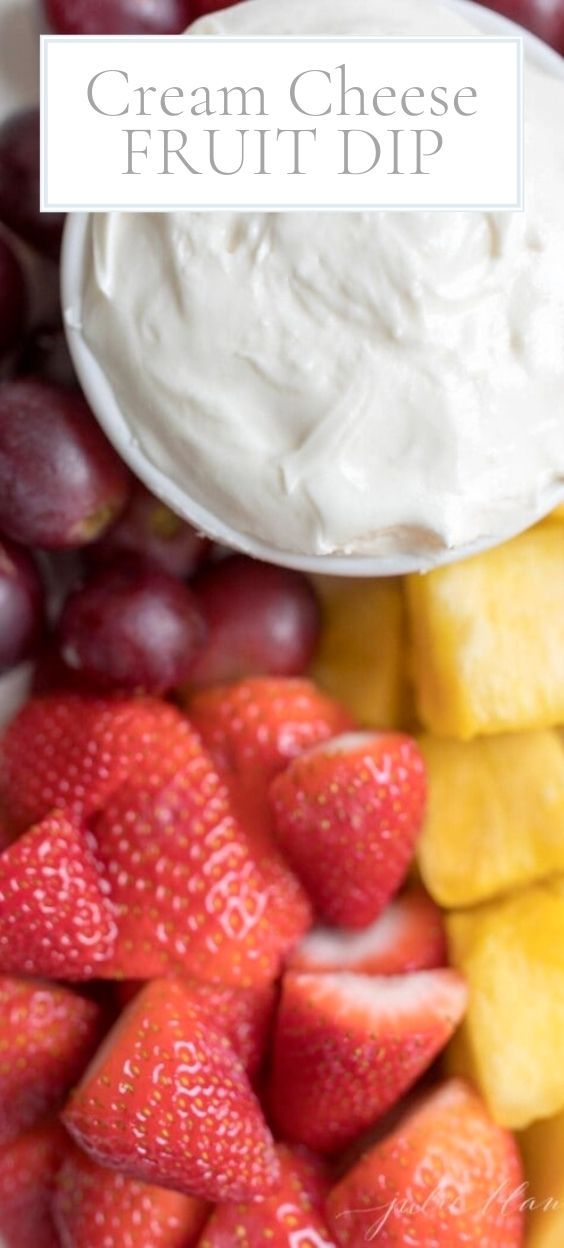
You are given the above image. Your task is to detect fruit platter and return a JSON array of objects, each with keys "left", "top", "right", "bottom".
[{"left": 1, "top": 1, "right": 564, "bottom": 1246}]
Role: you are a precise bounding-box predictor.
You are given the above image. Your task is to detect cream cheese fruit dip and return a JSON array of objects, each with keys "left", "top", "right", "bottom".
[{"left": 74, "top": 0, "right": 564, "bottom": 561}]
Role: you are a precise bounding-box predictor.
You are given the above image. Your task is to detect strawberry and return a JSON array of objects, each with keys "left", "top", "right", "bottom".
[
  {"left": 0, "top": 692, "right": 196, "bottom": 832},
  {"left": 92, "top": 738, "right": 311, "bottom": 985},
  {"left": 267, "top": 969, "right": 468, "bottom": 1154},
  {"left": 63, "top": 976, "right": 280, "bottom": 1202},
  {"left": 327, "top": 1079, "right": 525, "bottom": 1247},
  {"left": 189, "top": 677, "right": 349, "bottom": 947},
  {"left": 288, "top": 887, "right": 446, "bottom": 976},
  {"left": 114, "top": 977, "right": 276, "bottom": 1076},
  {"left": 198, "top": 1143, "right": 336, "bottom": 1248},
  {"left": 270, "top": 732, "right": 427, "bottom": 928},
  {"left": 187, "top": 721, "right": 314, "bottom": 953},
  {"left": 0, "top": 976, "right": 104, "bottom": 1144},
  {"left": 177, "top": 978, "right": 276, "bottom": 1077},
  {"left": 228, "top": 777, "right": 315, "bottom": 954},
  {"left": 54, "top": 1143, "right": 209, "bottom": 1248},
  {"left": 189, "top": 676, "right": 352, "bottom": 792},
  {"left": 0, "top": 809, "right": 117, "bottom": 980},
  {"left": 0, "top": 1119, "right": 66, "bottom": 1248}
]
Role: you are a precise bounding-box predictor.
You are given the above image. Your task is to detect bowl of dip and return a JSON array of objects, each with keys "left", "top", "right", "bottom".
[{"left": 62, "top": 0, "right": 564, "bottom": 576}]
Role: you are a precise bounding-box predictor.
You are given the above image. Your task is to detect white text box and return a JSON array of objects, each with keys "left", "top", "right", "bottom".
[{"left": 41, "top": 35, "right": 523, "bottom": 211}]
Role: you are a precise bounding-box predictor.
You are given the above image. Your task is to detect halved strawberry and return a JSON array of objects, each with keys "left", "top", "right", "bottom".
[
  {"left": 63, "top": 977, "right": 280, "bottom": 1202},
  {"left": 0, "top": 1119, "right": 66, "bottom": 1248},
  {"left": 267, "top": 969, "right": 468, "bottom": 1154},
  {"left": 0, "top": 692, "right": 196, "bottom": 832},
  {"left": 54, "top": 1143, "right": 209, "bottom": 1248},
  {"left": 0, "top": 809, "right": 117, "bottom": 980},
  {"left": 0, "top": 976, "right": 104, "bottom": 1145},
  {"left": 198, "top": 1143, "right": 335, "bottom": 1248},
  {"left": 92, "top": 740, "right": 311, "bottom": 985},
  {"left": 327, "top": 1079, "right": 525, "bottom": 1247},
  {"left": 189, "top": 677, "right": 352, "bottom": 791},
  {"left": 288, "top": 887, "right": 446, "bottom": 976},
  {"left": 270, "top": 732, "right": 427, "bottom": 928},
  {"left": 114, "top": 977, "right": 276, "bottom": 1077}
]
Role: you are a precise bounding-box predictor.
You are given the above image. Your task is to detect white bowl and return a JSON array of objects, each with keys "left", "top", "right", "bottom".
[{"left": 62, "top": 0, "right": 564, "bottom": 578}]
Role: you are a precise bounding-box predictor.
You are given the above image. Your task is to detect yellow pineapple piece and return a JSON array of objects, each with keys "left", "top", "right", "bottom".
[
  {"left": 407, "top": 525, "right": 564, "bottom": 738},
  {"left": 520, "top": 1112, "right": 564, "bottom": 1248},
  {"left": 447, "top": 883, "right": 564, "bottom": 1129},
  {"left": 311, "top": 576, "right": 412, "bottom": 729},
  {"left": 418, "top": 730, "right": 564, "bottom": 907}
]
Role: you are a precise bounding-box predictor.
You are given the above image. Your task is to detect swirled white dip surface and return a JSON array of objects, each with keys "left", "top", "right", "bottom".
[{"left": 78, "top": 0, "right": 564, "bottom": 559}]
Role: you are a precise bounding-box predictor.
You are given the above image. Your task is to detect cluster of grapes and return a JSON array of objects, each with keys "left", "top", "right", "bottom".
[
  {"left": 0, "top": 0, "right": 321, "bottom": 694},
  {"left": 0, "top": 367, "right": 320, "bottom": 692}
]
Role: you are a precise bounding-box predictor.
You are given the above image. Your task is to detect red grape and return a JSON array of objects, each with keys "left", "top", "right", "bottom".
[
  {"left": 476, "top": 0, "right": 564, "bottom": 51},
  {"left": 44, "top": 0, "right": 194, "bottom": 33},
  {"left": 0, "top": 236, "right": 27, "bottom": 362},
  {"left": 0, "top": 110, "right": 65, "bottom": 260},
  {"left": 88, "top": 482, "right": 209, "bottom": 578},
  {"left": 188, "top": 554, "right": 321, "bottom": 685},
  {"left": 0, "top": 379, "right": 131, "bottom": 549},
  {"left": 32, "top": 638, "right": 99, "bottom": 695},
  {"left": 0, "top": 537, "right": 45, "bottom": 673},
  {"left": 58, "top": 560, "right": 207, "bottom": 691}
]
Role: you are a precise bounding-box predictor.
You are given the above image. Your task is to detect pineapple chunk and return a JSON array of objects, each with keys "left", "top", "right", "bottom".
[
  {"left": 447, "top": 883, "right": 564, "bottom": 1129},
  {"left": 407, "top": 525, "right": 564, "bottom": 738},
  {"left": 521, "top": 1112, "right": 564, "bottom": 1248},
  {"left": 419, "top": 731, "right": 564, "bottom": 907},
  {"left": 311, "top": 576, "right": 412, "bottom": 729}
]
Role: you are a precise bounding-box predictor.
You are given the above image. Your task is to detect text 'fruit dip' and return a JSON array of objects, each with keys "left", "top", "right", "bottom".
[{"left": 74, "top": 0, "right": 564, "bottom": 561}]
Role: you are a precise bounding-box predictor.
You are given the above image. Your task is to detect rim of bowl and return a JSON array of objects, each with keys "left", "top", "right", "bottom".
[{"left": 61, "top": 0, "right": 564, "bottom": 577}]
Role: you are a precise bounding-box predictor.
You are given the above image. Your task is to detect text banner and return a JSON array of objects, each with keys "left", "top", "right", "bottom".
[{"left": 41, "top": 34, "right": 523, "bottom": 211}]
